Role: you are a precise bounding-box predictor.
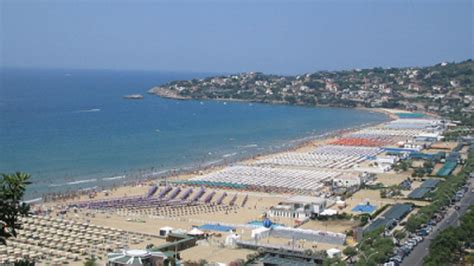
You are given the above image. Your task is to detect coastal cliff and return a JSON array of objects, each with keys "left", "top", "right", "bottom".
[{"left": 148, "top": 86, "right": 192, "bottom": 100}]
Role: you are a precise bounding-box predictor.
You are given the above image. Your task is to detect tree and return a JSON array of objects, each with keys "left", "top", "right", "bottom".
[
  {"left": 84, "top": 255, "right": 98, "bottom": 266},
  {"left": 393, "top": 230, "right": 406, "bottom": 240},
  {"left": 0, "top": 172, "right": 31, "bottom": 245},
  {"left": 343, "top": 246, "right": 357, "bottom": 261},
  {"left": 323, "top": 256, "right": 346, "bottom": 266}
]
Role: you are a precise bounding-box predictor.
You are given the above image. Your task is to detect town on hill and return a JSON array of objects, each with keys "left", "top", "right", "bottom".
[{"left": 150, "top": 60, "right": 473, "bottom": 126}]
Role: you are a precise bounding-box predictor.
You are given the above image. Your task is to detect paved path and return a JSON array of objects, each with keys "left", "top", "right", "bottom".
[{"left": 401, "top": 181, "right": 474, "bottom": 266}]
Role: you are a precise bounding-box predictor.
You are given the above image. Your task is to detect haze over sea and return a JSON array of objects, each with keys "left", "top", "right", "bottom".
[{"left": 0, "top": 68, "right": 388, "bottom": 199}]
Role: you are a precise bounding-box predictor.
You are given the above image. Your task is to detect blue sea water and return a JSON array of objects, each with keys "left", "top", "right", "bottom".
[{"left": 0, "top": 68, "right": 388, "bottom": 199}]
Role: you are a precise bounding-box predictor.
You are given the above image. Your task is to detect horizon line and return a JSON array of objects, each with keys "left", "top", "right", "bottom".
[{"left": 1, "top": 58, "right": 472, "bottom": 76}]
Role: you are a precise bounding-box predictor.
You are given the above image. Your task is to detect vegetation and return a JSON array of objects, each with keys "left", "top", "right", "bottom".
[
  {"left": 393, "top": 230, "right": 407, "bottom": 241},
  {"left": 83, "top": 255, "right": 98, "bottom": 266},
  {"left": 343, "top": 246, "right": 357, "bottom": 262},
  {"left": 443, "top": 127, "right": 472, "bottom": 141},
  {"left": 317, "top": 212, "right": 352, "bottom": 221},
  {"left": 380, "top": 185, "right": 403, "bottom": 198},
  {"left": 356, "top": 228, "right": 395, "bottom": 266},
  {"left": 393, "top": 160, "right": 412, "bottom": 172},
  {"left": 423, "top": 205, "right": 474, "bottom": 265},
  {"left": 322, "top": 256, "right": 346, "bottom": 266},
  {"left": 0, "top": 172, "right": 31, "bottom": 245},
  {"left": 406, "top": 150, "right": 473, "bottom": 233},
  {"left": 151, "top": 60, "right": 474, "bottom": 127},
  {"left": 411, "top": 161, "right": 434, "bottom": 178},
  {"left": 182, "top": 259, "right": 209, "bottom": 266}
]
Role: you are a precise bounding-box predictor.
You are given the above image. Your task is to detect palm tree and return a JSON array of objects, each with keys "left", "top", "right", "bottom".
[{"left": 0, "top": 172, "right": 31, "bottom": 245}]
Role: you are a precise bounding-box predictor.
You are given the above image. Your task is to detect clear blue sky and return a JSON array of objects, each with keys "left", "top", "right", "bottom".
[{"left": 1, "top": 0, "right": 472, "bottom": 74}]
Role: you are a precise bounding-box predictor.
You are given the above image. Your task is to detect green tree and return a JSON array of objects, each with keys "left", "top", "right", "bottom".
[
  {"left": 323, "top": 256, "right": 346, "bottom": 266},
  {"left": 0, "top": 172, "right": 31, "bottom": 245},
  {"left": 84, "top": 255, "right": 98, "bottom": 266},
  {"left": 343, "top": 246, "right": 357, "bottom": 261},
  {"left": 393, "top": 230, "right": 406, "bottom": 240}
]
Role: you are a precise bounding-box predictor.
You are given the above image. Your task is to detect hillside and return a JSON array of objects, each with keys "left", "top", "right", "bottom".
[{"left": 149, "top": 60, "right": 474, "bottom": 126}]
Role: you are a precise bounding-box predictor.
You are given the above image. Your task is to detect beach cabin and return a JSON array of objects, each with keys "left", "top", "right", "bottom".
[{"left": 159, "top": 226, "right": 173, "bottom": 237}]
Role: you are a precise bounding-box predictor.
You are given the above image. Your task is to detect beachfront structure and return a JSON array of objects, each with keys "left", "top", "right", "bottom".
[
  {"left": 250, "top": 226, "right": 346, "bottom": 245},
  {"left": 268, "top": 203, "right": 312, "bottom": 219},
  {"left": 332, "top": 174, "right": 361, "bottom": 188},
  {"left": 415, "top": 132, "right": 443, "bottom": 142},
  {"left": 408, "top": 179, "right": 442, "bottom": 199},
  {"left": 159, "top": 226, "right": 173, "bottom": 237},
  {"left": 375, "top": 155, "right": 398, "bottom": 166},
  {"left": 225, "top": 233, "right": 241, "bottom": 247},
  {"left": 107, "top": 249, "right": 167, "bottom": 266},
  {"left": 190, "top": 165, "right": 340, "bottom": 193},
  {"left": 364, "top": 203, "right": 413, "bottom": 233},
  {"left": 268, "top": 196, "right": 327, "bottom": 219}
]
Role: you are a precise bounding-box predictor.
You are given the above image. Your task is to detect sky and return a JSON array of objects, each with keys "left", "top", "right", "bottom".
[{"left": 1, "top": 0, "right": 472, "bottom": 74}]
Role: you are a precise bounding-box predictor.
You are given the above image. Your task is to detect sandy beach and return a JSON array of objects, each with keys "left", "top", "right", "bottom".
[{"left": 21, "top": 107, "right": 442, "bottom": 265}]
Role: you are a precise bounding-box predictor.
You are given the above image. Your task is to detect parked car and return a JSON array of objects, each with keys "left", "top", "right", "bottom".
[
  {"left": 391, "top": 255, "right": 403, "bottom": 263},
  {"left": 418, "top": 229, "right": 429, "bottom": 236},
  {"left": 413, "top": 236, "right": 423, "bottom": 242}
]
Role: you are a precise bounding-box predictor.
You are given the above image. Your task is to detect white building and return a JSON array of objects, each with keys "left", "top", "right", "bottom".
[
  {"left": 333, "top": 175, "right": 361, "bottom": 188},
  {"left": 415, "top": 132, "right": 443, "bottom": 142},
  {"left": 159, "top": 226, "right": 173, "bottom": 237},
  {"left": 376, "top": 156, "right": 398, "bottom": 167},
  {"left": 268, "top": 196, "right": 327, "bottom": 219}
]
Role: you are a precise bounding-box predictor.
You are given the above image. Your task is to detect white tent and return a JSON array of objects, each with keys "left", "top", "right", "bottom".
[
  {"left": 187, "top": 228, "right": 205, "bottom": 236},
  {"left": 320, "top": 209, "right": 338, "bottom": 216},
  {"left": 327, "top": 248, "right": 341, "bottom": 258}
]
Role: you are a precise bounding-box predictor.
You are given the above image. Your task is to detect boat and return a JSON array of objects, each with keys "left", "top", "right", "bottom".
[{"left": 123, "top": 94, "right": 144, "bottom": 100}]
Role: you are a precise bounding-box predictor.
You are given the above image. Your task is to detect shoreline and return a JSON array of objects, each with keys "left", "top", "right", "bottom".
[{"left": 33, "top": 107, "right": 393, "bottom": 204}]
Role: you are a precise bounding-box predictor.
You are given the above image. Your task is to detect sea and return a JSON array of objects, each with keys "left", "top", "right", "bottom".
[{"left": 0, "top": 68, "right": 389, "bottom": 200}]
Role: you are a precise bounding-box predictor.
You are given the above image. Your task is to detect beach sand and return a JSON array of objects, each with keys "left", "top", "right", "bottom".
[{"left": 27, "top": 108, "right": 440, "bottom": 264}]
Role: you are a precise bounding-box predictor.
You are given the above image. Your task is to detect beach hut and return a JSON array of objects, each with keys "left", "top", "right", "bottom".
[
  {"left": 159, "top": 227, "right": 173, "bottom": 237},
  {"left": 187, "top": 228, "right": 205, "bottom": 237}
]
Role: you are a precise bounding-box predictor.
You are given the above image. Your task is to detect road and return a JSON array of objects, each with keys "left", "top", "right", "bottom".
[{"left": 401, "top": 181, "right": 474, "bottom": 266}]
